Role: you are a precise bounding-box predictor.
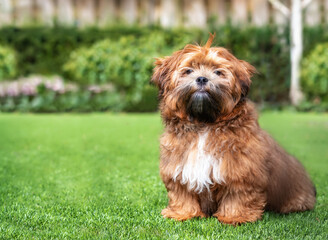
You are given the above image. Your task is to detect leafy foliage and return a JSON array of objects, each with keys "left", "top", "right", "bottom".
[
  {"left": 301, "top": 42, "right": 328, "bottom": 102},
  {"left": 0, "top": 25, "right": 328, "bottom": 111},
  {"left": 0, "top": 26, "right": 151, "bottom": 76},
  {"left": 0, "top": 26, "right": 196, "bottom": 77},
  {"left": 0, "top": 45, "right": 16, "bottom": 81},
  {"left": 0, "top": 88, "right": 123, "bottom": 113},
  {"left": 0, "top": 75, "right": 123, "bottom": 112},
  {"left": 63, "top": 32, "right": 193, "bottom": 108}
]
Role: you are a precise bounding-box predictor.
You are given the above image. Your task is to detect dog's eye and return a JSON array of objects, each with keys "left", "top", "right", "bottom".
[
  {"left": 184, "top": 69, "right": 193, "bottom": 75},
  {"left": 214, "top": 70, "right": 223, "bottom": 76}
]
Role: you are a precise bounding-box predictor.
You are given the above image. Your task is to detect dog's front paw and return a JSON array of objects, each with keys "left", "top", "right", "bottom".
[
  {"left": 161, "top": 208, "right": 205, "bottom": 221},
  {"left": 214, "top": 214, "right": 262, "bottom": 226}
]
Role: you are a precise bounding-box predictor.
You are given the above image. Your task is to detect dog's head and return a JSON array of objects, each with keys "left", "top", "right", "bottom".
[{"left": 152, "top": 34, "right": 256, "bottom": 123}]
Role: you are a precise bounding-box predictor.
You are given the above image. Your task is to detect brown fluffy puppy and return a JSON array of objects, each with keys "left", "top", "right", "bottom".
[{"left": 151, "top": 34, "right": 316, "bottom": 225}]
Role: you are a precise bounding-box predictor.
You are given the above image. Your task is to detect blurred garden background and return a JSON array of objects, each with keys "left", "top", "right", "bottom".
[
  {"left": 0, "top": 0, "right": 327, "bottom": 111},
  {"left": 0, "top": 0, "right": 327, "bottom": 239}
]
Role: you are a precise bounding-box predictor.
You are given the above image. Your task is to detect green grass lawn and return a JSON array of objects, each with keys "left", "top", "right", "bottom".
[{"left": 0, "top": 112, "right": 327, "bottom": 239}]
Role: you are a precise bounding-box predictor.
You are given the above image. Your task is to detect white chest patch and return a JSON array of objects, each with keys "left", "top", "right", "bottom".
[{"left": 173, "top": 132, "right": 224, "bottom": 193}]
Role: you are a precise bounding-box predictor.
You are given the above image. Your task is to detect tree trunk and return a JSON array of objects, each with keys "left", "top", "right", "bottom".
[
  {"left": 290, "top": 0, "right": 304, "bottom": 105},
  {"left": 304, "top": 0, "right": 320, "bottom": 26},
  {"left": 0, "top": 0, "right": 13, "bottom": 26},
  {"left": 184, "top": 0, "right": 207, "bottom": 27},
  {"left": 76, "top": 0, "right": 96, "bottom": 28},
  {"left": 160, "top": 0, "right": 178, "bottom": 27},
  {"left": 14, "top": 0, "right": 32, "bottom": 26},
  {"left": 207, "top": 0, "right": 227, "bottom": 25},
  {"left": 57, "top": 0, "right": 75, "bottom": 26},
  {"left": 250, "top": 0, "right": 269, "bottom": 26},
  {"left": 231, "top": 0, "right": 248, "bottom": 25},
  {"left": 121, "top": 0, "right": 137, "bottom": 25},
  {"left": 36, "top": 0, "right": 55, "bottom": 26},
  {"left": 98, "top": 0, "right": 117, "bottom": 27}
]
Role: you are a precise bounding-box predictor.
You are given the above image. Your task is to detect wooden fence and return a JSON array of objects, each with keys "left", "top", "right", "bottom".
[{"left": 0, "top": 0, "right": 327, "bottom": 28}]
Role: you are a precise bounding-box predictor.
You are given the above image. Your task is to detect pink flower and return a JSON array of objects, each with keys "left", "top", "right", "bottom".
[{"left": 7, "top": 82, "right": 19, "bottom": 97}]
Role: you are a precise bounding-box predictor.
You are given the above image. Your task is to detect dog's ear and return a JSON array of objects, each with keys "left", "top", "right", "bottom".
[
  {"left": 237, "top": 60, "right": 256, "bottom": 98},
  {"left": 151, "top": 57, "right": 172, "bottom": 90}
]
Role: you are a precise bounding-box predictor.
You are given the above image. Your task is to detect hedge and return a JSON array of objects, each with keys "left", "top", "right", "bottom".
[
  {"left": 63, "top": 32, "right": 194, "bottom": 109},
  {"left": 299, "top": 42, "right": 328, "bottom": 111},
  {"left": 0, "top": 25, "right": 327, "bottom": 112},
  {"left": 0, "top": 26, "right": 195, "bottom": 76},
  {"left": 0, "top": 45, "right": 16, "bottom": 81},
  {"left": 0, "top": 76, "right": 124, "bottom": 112}
]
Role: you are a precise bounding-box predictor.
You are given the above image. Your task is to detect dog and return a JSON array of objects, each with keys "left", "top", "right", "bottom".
[{"left": 151, "top": 34, "right": 316, "bottom": 225}]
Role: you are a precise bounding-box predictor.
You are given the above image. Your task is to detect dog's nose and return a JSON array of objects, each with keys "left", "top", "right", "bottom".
[{"left": 196, "top": 77, "right": 208, "bottom": 86}]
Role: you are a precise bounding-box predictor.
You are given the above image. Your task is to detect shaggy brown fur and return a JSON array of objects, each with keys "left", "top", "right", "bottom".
[{"left": 151, "top": 34, "right": 316, "bottom": 225}]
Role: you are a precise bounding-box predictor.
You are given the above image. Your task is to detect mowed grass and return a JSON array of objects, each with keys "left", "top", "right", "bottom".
[{"left": 0, "top": 112, "right": 327, "bottom": 239}]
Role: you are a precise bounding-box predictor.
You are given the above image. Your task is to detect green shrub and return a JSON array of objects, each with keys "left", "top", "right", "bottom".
[
  {"left": 302, "top": 42, "right": 328, "bottom": 102},
  {"left": 0, "top": 26, "right": 197, "bottom": 77},
  {"left": 63, "top": 32, "right": 193, "bottom": 108},
  {"left": 0, "top": 89, "right": 123, "bottom": 113},
  {"left": 0, "top": 25, "right": 296, "bottom": 106},
  {"left": 0, "top": 25, "right": 328, "bottom": 112},
  {"left": 124, "top": 85, "right": 159, "bottom": 112},
  {"left": 0, "top": 26, "right": 152, "bottom": 76},
  {"left": 0, "top": 45, "right": 16, "bottom": 81},
  {"left": 0, "top": 76, "right": 125, "bottom": 112},
  {"left": 303, "top": 26, "right": 328, "bottom": 56}
]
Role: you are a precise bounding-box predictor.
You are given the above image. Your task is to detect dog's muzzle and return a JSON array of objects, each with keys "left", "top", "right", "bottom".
[{"left": 187, "top": 90, "right": 220, "bottom": 123}]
